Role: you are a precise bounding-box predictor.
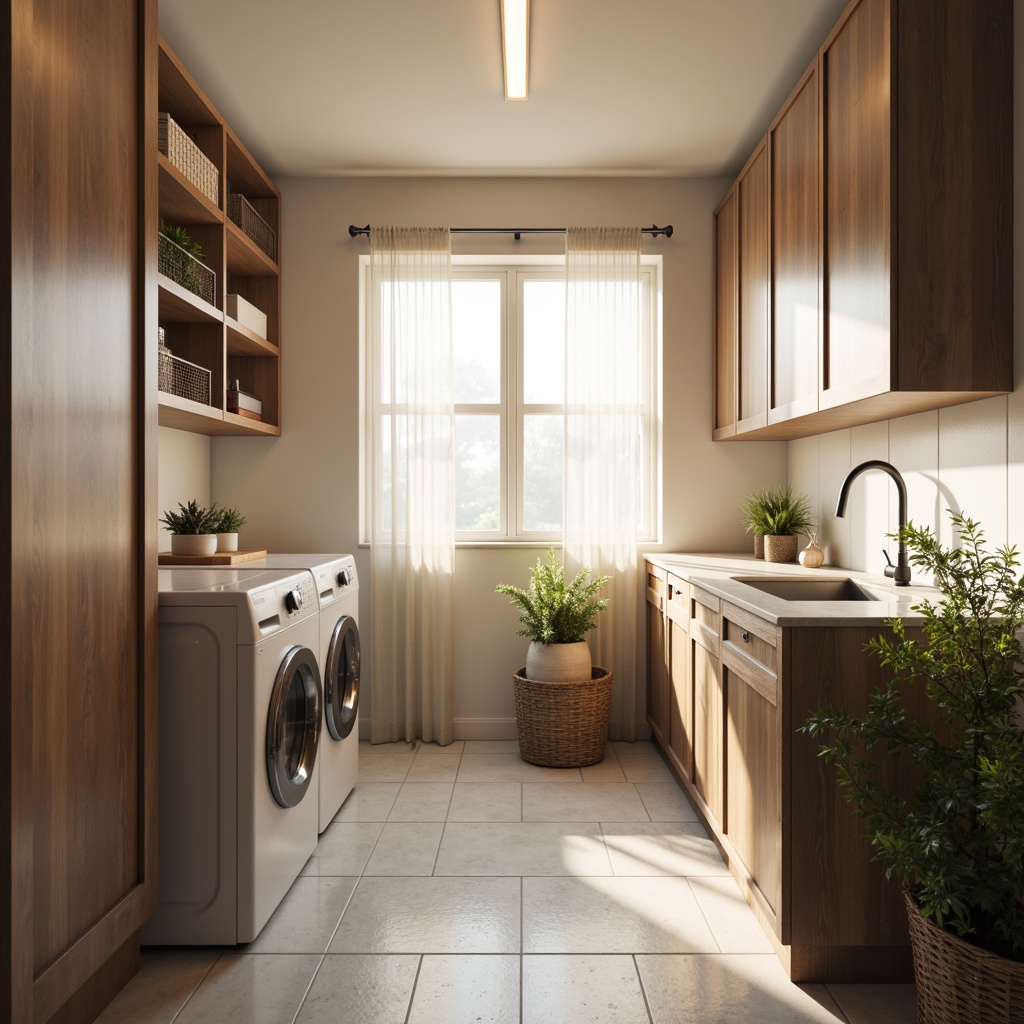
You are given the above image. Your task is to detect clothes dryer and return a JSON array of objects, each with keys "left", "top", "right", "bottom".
[
  {"left": 142, "top": 568, "right": 321, "bottom": 945},
  {"left": 240, "top": 554, "right": 360, "bottom": 831}
]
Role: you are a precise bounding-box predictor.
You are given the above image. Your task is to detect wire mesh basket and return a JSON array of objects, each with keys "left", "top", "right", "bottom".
[
  {"left": 158, "top": 112, "right": 219, "bottom": 205},
  {"left": 158, "top": 351, "right": 211, "bottom": 407},
  {"left": 226, "top": 193, "right": 277, "bottom": 262},
  {"left": 158, "top": 232, "right": 216, "bottom": 306}
]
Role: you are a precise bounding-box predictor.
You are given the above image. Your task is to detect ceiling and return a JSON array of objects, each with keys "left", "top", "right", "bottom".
[{"left": 158, "top": 0, "right": 850, "bottom": 180}]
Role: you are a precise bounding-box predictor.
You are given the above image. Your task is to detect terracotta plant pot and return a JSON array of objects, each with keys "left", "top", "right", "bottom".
[
  {"left": 763, "top": 534, "right": 799, "bottom": 563},
  {"left": 170, "top": 533, "right": 217, "bottom": 556}
]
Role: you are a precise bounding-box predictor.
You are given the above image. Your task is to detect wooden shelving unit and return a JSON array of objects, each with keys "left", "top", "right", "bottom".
[{"left": 156, "top": 36, "right": 281, "bottom": 436}]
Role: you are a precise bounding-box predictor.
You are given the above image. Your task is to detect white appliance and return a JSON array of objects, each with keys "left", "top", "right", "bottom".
[
  {"left": 142, "top": 567, "right": 322, "bottom": 945},
  {"left": 193, "top": 554, "right": 361, "bottom": 831},
  {"left": 238, "top": 554, "right": 360, "bottom": 831}
]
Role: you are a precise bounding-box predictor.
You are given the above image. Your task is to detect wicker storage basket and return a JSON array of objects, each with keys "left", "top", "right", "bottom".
[
  {"left": 159, "top": 352, "right": 211, "bottom": 407},
  {"left": 158, "top": 232, "right": 216, "bottom": 306},
  {"left": 226, "top": 193, "right": 277, "bottom": 262},
  {"left": 904, "top": 888, "right": 1024, "bottom": 1023},
  {"left": 158, "top": 112, "right": 219, "bottom": 205},
  {"left": 513, "top": 667, "right": 613, "bottom": 767}
]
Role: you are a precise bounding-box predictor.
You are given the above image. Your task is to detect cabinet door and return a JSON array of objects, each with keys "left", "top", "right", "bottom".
[
  {"left": 690, "top": 588, "right": 724, "bottom": 825},
  {"left": 713, "top": 185, "right": 739, "bottom": 439},
  {"left": 666, "top": 580, "right": 692, "bottom": 782},
  {"left": 737, "top": 140, "right": 770, "bottom": 432},
  {"left": 722, "top": 606, "right": 781, "bottom": 921},
  {"left": 645, "top": 567, "right": 670, "bottom": 744},
  {"left": 770, "top": 62, "right": 820, "bottom": 424},
  {"left": 821, "top": 0, "right": 891, "bottom": 408}
]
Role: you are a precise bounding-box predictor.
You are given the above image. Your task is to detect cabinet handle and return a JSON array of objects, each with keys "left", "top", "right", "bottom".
[{"left": 741, "top": 631, "right": 751, "bottom": 643}]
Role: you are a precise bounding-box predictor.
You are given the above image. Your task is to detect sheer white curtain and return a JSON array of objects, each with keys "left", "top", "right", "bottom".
[
  {"left": 367, "top": 226, "right": 455, "bottom": 745},
  {"left": 564, "top": 226, "right": 642, "bottom": 741}
]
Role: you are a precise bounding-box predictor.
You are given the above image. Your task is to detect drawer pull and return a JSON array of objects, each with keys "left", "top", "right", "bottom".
[{"left": 741, "top": 631, "right": 751, "bottom": 643}]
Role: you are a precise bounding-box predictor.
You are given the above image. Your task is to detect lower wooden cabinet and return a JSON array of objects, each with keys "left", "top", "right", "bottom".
[{"left": 644, "top": 560, "right": 930, "bottom": 982}]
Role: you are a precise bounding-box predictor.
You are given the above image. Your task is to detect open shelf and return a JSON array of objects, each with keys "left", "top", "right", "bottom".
[
  {"left": 156, "top": 36, "right": 282, "bottom": 437},
  {"left": 158, "top": 153, "right": 222, "bottom": 225},
  {"left": 226, "top": 220, "right": 278, "bottom": 276},
  {"left": 226, "top": 317, "right": 278, "bottom": 357}
]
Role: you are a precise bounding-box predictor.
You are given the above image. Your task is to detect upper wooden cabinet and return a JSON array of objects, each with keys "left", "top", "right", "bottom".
[
  {"left": 157, "top": 38, "right": 282, "bottom": 436},
  {"left": 713, "top": 139, "right": 770, "bottom": 439},
  {"left": 714, "top": 0, "right": 1012, "bottom": 441}
]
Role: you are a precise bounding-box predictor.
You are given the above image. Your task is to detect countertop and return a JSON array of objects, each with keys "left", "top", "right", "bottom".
[{"left": 642, "top": 551, "right": 938, "bottom": 627}]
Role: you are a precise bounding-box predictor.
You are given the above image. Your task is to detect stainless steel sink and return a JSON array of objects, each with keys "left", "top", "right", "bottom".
[{"left": 734, "top": 577, "right": 884, "bottom": 602}]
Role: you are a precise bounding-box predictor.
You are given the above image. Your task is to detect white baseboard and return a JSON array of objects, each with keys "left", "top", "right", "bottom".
[
  {"left": 453, "top": 717, "right": 518, "bottom": 740},
  {"left": 357, "top": 717, "right": 518, "bottom": 742}
]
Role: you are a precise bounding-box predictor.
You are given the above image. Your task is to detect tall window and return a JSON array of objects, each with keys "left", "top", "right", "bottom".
[{"left": 363, "top": 258, "right": 661, "bottom": 543}]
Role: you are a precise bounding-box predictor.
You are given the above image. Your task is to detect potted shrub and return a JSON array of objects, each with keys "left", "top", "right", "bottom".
[
  {"left": 214, "top": 506, "right": 247, "bottom": 552},
  {"left": 741, "top": 484, "right": 814, "bottom": 563},
  {"left": 496, "top": 549, "right": 613, "bottom": 767},
  {"left": 804, "top": 513, "right": 1024, "bottom": 1021},
  {"left": 496, "top": 548, "right": 610, "bottom": 681},
  {"left": 159, "top": 499, "right": 221, "bottom": 556}
]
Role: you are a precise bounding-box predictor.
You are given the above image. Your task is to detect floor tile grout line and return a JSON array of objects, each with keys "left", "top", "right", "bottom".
[
  {"left": 166, "top": 950, "right": 225, "bottom": 1024},
  {"left": 632, "top": 953, "right": 657, "bottom": 1024},
  {"left": 684, "top": 875, "right": 725, "bottom": 955},
  {"left": 402, "top": 953, "right": 425, "bottom": 1024},
  {"left": 288, "top": 952, "right": 327, "bottom": 1024}
]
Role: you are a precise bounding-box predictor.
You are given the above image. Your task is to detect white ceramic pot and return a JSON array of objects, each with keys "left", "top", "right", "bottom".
[
  {"left": 170, "top": 533, "right": 217, "bottom": 556},
  {"left": 526, "top": 640, "right": 592, "bottom": 682},
  {"left": 216, "top": 532, "right": 239, "bottom": 553}
]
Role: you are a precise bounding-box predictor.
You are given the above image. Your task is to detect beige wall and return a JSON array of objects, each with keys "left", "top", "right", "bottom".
[
  {"left": 787, "top": 9, "right": 1024, "bottom": 581},
  {"left": 155, "top": 176, "right": 788, "bottom": 738},
  {"left": 157, "top": 426, "right": 211, "bottom": 549}
]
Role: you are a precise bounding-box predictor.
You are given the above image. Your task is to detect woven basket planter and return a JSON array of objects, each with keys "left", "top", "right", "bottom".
[
  {"left": 513, "top": 667, "right": 613, "bottom": 768},
  {"left": 904, "top": 888, "right": 1024, "bottom": 1024}
]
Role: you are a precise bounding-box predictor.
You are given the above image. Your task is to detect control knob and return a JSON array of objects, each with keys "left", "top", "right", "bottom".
[
  {"left": 285, "top": 588, "right": 303, "bottom": 613},
  {"left": 337, "top": 569, "right": 351, "bottom": 588}
]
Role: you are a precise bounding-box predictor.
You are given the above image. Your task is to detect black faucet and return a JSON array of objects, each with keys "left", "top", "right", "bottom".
[{"left": 834, "top": 460, "right": 911, "bottom": 586}]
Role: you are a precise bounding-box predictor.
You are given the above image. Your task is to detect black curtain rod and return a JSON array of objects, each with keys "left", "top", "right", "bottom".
[{"left": 348, "top": 223, "right": 673, "bottom": 242}]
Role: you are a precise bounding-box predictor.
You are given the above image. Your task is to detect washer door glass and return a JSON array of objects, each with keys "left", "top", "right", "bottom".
[
  {"left": 267, "top": 645, "right": 322, "bottom": 808},
  {"left": 325, "top": 615, "right": 360, "bottom": 741}
]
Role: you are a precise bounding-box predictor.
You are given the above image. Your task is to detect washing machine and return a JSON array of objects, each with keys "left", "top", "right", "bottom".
[
  {"left": 267, "top": 555, "right": 360, "bottom": 831},
  {"left": 194, "top": 554, "right": 360, "bottom": 832},
  {"left": 142, "top": 567, "right": 321, "bottom": 945}
]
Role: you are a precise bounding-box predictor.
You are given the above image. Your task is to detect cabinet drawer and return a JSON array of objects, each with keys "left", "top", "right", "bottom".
[
  {"left": 646, "top": 565, "right": 667, "bottom": 611},
  {"left": 722, "top": 602, "right": 778, "bottom": 706},
  {"left": 666, "top": 575, "right": 689, "bottom": 630},
  {"left": 690, "top": 585, "right": 720, "bottom": 652}
]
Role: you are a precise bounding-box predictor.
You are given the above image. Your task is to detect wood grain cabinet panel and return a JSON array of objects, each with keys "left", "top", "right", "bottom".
[
  {"left": 666, "top": 579, "right": 692, "bottom": 782},
  {"left": 4, "top": 1, "right": 159, "bottom": 1020},
  {"left": 769, "top": 62, "right": 820, "bottom": 424},
  {"left": 712, "top": 186, "right": 739, "bottom": 438},
  {"left": 645, "top": 568, "right": 670, "bottom": 745},
  {"left": 690, "top": 587, "right": 724, "bottom": 825},
  {"left": 713, "top": 0, "right": 1012, "bottom": 442},
  {"left": 737, "top": 141, "right": 770, "bottom": 433}
]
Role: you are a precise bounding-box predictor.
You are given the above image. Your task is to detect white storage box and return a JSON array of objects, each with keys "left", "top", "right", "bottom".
[{"left": 226, "top": 294, "right": 268, "bottom": 340}]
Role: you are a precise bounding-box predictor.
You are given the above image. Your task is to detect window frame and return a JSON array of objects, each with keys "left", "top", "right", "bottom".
[{"left": 360, "top": 254, "right": 663, "bottom": 546}]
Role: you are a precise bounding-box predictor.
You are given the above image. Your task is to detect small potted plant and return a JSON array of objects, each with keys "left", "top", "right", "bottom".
[
  {"left": 159, "top": 499, "right": 221, "bottom": 556},
  {"left": 804, "top": 513, "right": 1024, "bottom": 1021},
  {"left": 214, "top": 506, "right": 247, "bottom": 553},
  {"left": 496, "top": 549, "right": 613, "bottom": 768},
  {"left": 741, "top": 484, "right": 814, "bottom": 563}
]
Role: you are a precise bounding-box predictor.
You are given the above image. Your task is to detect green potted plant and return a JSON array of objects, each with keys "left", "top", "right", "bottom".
[
  {"left": 741, "top": 484, "right": 814, "bottom": 563},
  {"left": 496, "top": 549, "right": 613, "bottom": 768},
  {"left": 213, "top": 506, "right": 247, "bottom": 553},
  {"left": 496, "top": 548, "right": 610, "bottom": 682},
  {"left": 159, "top": 499, "right": 221, "bottom": 556},
  {"left": 804, "top": 513, "right": 1024, "bottom": 1021}
]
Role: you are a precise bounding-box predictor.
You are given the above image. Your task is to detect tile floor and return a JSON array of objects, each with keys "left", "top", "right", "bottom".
[{"left": 99, "top": 740, "right": 916, "bottom": 1024}]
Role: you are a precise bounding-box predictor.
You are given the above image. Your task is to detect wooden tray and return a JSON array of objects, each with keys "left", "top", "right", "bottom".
[{"left": 158, "top": 549, "right": 267, "bottom": 566}]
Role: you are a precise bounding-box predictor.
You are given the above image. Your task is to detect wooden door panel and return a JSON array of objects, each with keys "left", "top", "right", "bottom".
[{"left": 738, "top": 142, "right": 769, "bottom": 431}]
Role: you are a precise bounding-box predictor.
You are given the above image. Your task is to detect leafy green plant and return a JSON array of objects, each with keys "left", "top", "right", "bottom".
[
  {"left": 496, "top": 548, "right": 611, "bottom": 644},
  {"left": 214, "top": 506, "right": 247, "bottom": 533},
  {"left": 741, "top": 484, "right": 814, "bottom": 537},
  {"left": 159, "top": 499, "right": 221, "bottom": 535},
  {"left": 803, "top": 512, "right": 1024, "bottom": 960},
  {"left": 159, "top": 223, "right": 206, "bottom": 297}
]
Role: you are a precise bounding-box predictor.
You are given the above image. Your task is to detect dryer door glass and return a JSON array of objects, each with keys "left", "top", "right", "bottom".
[
  {"left": 325, "top": 615, "right": 360, "bottom": 741},
  {"left": 267, "top": 645, "right": 322, "bottom": 808}
]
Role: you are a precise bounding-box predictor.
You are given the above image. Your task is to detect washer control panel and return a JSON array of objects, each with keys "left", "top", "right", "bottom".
[{"left": 314, "top": 556, "right": 358, "bottom": 607}]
